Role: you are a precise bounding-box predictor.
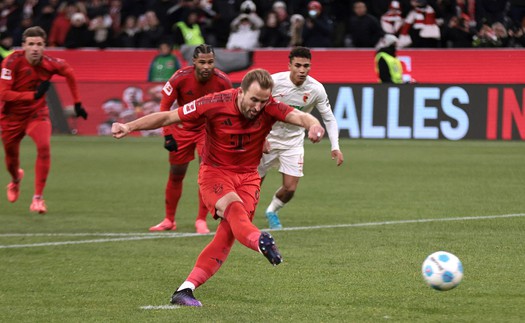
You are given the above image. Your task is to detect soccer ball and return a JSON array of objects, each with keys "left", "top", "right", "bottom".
[{"left": 421, "top": 251, "right": 463, "bottom": 291}]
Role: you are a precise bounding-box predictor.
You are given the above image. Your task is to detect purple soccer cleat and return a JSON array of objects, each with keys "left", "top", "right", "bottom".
[{"left": 170, "top": 288, "right": 202, "bottom": 307}]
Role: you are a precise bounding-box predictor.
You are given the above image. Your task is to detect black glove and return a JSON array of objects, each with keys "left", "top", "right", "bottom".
[
  {"left": 164, "top": 134, "right": 178, "bottom": 152},
  {"left": 74, "top": 102, "right": 88, "bottom": 120},
  {"left": 34, "top": 80, "right": 51, "bottom": 100}
]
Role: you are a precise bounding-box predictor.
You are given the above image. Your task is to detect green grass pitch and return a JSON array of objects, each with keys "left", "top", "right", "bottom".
[{"left": 1, "top": 136, "right": 524, "bottom": 322}]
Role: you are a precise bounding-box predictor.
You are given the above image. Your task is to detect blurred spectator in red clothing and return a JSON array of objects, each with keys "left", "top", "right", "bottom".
[
  {"left": 48, "top": 1, "right": 86, "bottom": 47},
  {"left": 347, "top": 1, "right": 383, "bottom": 47},
  {"left": 398, "top": 0, "right": 441, "bottom": 48},
  {"left": 302, "top": 0, "right": 334, "bottom": 47},
  {"left": 381, "top": 0, "right": 404, "bottom": 35}
]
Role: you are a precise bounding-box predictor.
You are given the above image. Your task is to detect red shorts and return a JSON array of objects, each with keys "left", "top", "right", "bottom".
[
  {"left": 168, "top": 125, "right": 205, "bottom": 164},
  {"left": 198, "top": 165, "right": 261, "bottom": 219},
  {"left": 0, "top": 109, "right": 50, "bottom": 144}
]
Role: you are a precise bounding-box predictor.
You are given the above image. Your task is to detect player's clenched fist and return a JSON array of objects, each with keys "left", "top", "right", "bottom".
[
  {"left": 307, "top": 124, "right": 325, "bottom": 143},
  {"left": 112, "top": 122, "right": 130, "bottom": 139}
]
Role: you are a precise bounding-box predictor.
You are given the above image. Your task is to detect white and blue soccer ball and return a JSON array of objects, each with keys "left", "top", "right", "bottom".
[{"left": 422, "top": 251, "right": 463, "bottom": 291}]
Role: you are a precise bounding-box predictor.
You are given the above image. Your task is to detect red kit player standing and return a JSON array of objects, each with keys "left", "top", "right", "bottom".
[
  {"left": 0, "top": 26, "right": 88, "bottom": 214},
  {"left": 112, "top": 69, "right": 325, "bottom": 306},
  {"left": 149, "top": 44, "right": 233, "bottom": 234}
]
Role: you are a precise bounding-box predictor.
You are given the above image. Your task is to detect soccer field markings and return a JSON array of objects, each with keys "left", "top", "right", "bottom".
[
  {"left": 0, "top": 213, "right": 523, "bottom": 249},
  {"left": 140, "top": 305, "right": 181, "bottom": 310}
]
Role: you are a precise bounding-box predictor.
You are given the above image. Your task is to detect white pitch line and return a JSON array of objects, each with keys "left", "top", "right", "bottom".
[
  {"left": 140, "top": 305, "right": 181, "bottom": 310},
  {"left": 0, "top": 213, "right": 523, "bottom": 249}
]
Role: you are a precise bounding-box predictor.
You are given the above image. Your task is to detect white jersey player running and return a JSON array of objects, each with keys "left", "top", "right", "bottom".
[{"left": 258, "top": 46, "right": 344, "bottom": 229}]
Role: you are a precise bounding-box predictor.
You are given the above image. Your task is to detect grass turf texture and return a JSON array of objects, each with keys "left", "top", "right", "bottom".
[{"left": 1, "top": 136, "right": 524, "bottom": 322}]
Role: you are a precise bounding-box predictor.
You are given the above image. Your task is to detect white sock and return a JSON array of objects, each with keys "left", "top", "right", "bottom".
[
  {"left": 177, "top": 281, "right": 196, "bottom": 292},
  {"left": 266, "top": 193, "right": 285, "bottom": 213}
]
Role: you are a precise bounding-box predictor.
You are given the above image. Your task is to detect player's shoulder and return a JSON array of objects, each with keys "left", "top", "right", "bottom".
[
  {"left": 198, "top": 88, "right": 236, "bottom": 105},
  {"left": 213, "top": 68, "right": 229, "bottom": 80},
  {"left": 213, "top": 68, "right": 233, "bottom": 86},
  {"left": 40, "top": 54, "right": 68, "bottom": 70},
  {"left": 305, "top": 75, "right": 327, "bottom": 94},
  {"left": 271, "top": 71, "right": 289, "bottom": 82},
  {"left": 42, "top": 54, "right": 66, "bottom": 65},
  {"left": 2, "top": 51, "right": 25, "bottom": 68},
  {"left": 170, "top": 66, "right": 194, "bottom": 82}
]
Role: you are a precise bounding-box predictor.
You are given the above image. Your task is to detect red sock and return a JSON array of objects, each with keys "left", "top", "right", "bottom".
[
  {"left": 33, "top": 145, "right": 50, "bottom": 196},
  {"left": 186, "top": 220, "right": 235, "bottom": 288},
  {"left": 196, "top": 189, "right": 208, "bottom": 221},
  {"left": 3, "top": 143, "right": 21, "bottom": 181},
  {"left": 223, "top": 201, "right": 260, "bottom": 252},
  {"left": 28, "top": 121, "right": 51, "bottom": 196},
  {"left": 165, "top": 173, "right": 184, "bottom": 222}
]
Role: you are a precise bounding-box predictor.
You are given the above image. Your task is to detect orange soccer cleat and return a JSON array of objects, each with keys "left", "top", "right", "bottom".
[
  {"left": 7, "top": 169, "right": 24, "bottom": 203},
  {"left": 30, "top": 197, "right": 47, "bottom": 214},
  {"left": 195, "top": 219, "right": 210, "bottom": 234},
  {"left": 149, "top": 218, "right": 177, "bottom": 231}
]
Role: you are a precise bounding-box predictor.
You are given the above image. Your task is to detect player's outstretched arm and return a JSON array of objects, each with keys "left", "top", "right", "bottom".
[
  {"left": 284, "top": 109, "right": 325, "bottom": 143},
  {"left": 112, "top": 110, "right": 181, "bottom": 139}
]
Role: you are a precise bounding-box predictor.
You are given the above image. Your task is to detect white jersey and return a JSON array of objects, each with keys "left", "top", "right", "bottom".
[{"left": 268, "top": 71, "right": 340, "bottom": 151}]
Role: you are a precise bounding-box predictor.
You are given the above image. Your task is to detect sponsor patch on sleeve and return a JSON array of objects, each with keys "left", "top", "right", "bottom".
[
  {"left": 182, "top": 101, "right": 196, "bottom": 115},
  {"left": 162, "top": 82, "right": 173, "bottom": 96},
  {"left": 1, "top": 68, "right": 12, "bottom": 80}
]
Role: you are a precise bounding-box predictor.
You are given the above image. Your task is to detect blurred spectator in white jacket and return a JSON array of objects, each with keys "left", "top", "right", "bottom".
[{"left": 226, "top": 13, "right": 260, "bottom": 49}]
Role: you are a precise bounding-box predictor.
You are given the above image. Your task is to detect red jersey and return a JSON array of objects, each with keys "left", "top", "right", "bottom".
[
  {"left": 161, "top": 66, "right": 232, "bottom": 132},
  {"left": 0, "top": 50, "right": 80, "bottom": 117},
  {"left": 178, "top": 88, "right": 294, "bottom": 173}
]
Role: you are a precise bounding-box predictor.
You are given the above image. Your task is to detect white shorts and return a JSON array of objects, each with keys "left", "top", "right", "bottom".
[{"left": 258, "top": 146, "right": 304, "bottom": 178}]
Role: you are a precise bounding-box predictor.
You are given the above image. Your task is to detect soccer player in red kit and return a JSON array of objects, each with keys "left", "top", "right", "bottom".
[
  {"left": 112, "top": 69, "right": 325, "bottom": 307},
  {"left": 0, "top": 26, "right": 88, "bottom": 214},
  {"left": 150, "top": 44, "right": 233, "bottom": 234}
]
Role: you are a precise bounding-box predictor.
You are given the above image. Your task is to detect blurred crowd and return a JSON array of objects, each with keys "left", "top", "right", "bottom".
[{"left": 1, "top": 0, "right": 525, "bottom": 51}]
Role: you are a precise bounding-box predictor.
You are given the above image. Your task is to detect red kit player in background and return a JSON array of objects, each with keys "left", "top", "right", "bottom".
[
  {"left": 149, "top": 44, "right": 232, "bottom": 234},
  {"left": 0, "top": 26, "right": 88, "bottom": 214},
  {"left": 112, "top": 69, "right": 325, "bottom": 306}
]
